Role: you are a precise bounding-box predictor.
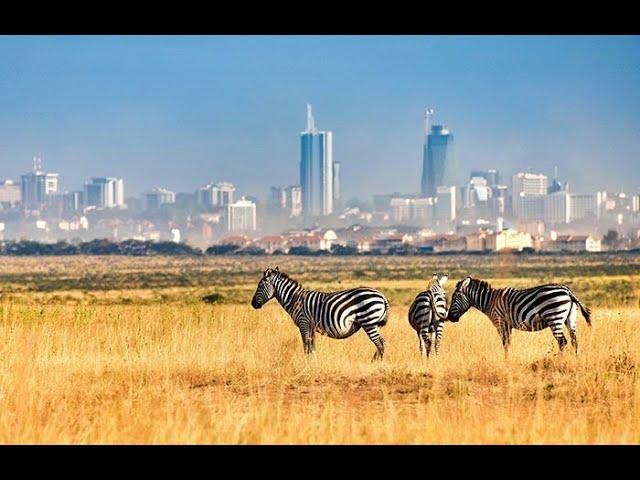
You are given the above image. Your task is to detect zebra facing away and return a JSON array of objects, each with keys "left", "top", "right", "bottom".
[
  {"left": 446, "top": 276, "right": 591, "bottom": 355},
  {"left": 408, "top": 274, "right": 448, "bottom": 357},
  {"left": 251, "top": 267, "right": 390, "bottom": 361}
]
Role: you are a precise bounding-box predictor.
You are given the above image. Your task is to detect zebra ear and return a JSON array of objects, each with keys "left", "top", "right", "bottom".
[
  {"left": 431, "top": 273, "right": 438, "bottom": 280},
  {"left": 439, "top": 275, "right": 448, "bottom": 287},
  {"left": 460, "top": 277, "right": 471, "bottom": 289},
  {"left": 274, "top": 266, "right": 279, "bottom": 272}
]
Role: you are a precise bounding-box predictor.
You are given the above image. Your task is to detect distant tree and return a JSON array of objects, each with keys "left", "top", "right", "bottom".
[
  {"left": 205, "top": 244, "right": 239, "bottom": 255},
  {"left": 288, "top": 246, "right": 314, "bottom": 256},
  {"left": 331, "top": 244, "right": 359, "bottom": 256}
]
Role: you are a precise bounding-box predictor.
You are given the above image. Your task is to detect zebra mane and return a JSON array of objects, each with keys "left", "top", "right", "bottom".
[
  {"left": 468, "top": 277, "right": 492, "bottom": 291},
  {"left": 274, "top": 270, "right": 302, "bottom": 288}
]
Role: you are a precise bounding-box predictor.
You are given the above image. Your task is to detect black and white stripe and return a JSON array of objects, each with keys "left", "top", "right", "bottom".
[
  {"left": 251, "top": 267, "right": 390, "bottom": 360},
  {"left": 447, "top": 276, "right": 592, "bottom": 354},
  {"left": 408, "top": 274, "right": 448, "bottom": 357}
]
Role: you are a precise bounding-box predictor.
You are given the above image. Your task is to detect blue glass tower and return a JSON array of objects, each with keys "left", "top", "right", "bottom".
[
  {"left": 300, "top": 104, "right": 333, "bottom": 216},
  {"left": 421, "top": 125, "right": 456, "bottom": 198}
]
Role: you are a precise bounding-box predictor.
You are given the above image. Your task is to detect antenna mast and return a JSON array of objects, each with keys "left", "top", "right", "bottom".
[{"left": 424, "top": 107, "right": 434, "bottom": 139}]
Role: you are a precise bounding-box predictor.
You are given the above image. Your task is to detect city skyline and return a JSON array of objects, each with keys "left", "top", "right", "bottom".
[{"left": 0, "top": 36, "right": 639, "bottom": 199}]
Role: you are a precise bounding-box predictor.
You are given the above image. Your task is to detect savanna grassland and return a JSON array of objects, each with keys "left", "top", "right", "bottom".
[{"left": 0, "top": 253, "right": 639, "bottom": 444}]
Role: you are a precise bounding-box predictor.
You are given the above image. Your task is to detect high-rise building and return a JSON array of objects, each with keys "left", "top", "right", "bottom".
[
  {"left": 632, "top": 194, "right": 640, "bottom": 214},
  {"left": 300, "top": 104, "right": 333, "bottom": 216},
  {"left": 226, "top": 197, "right": 257, "bottom": 232},
  {"left": 269, "top": 186, "right": 287, "bottom": 212},
  {"left": 514, "top": 194, "right": 545, "bottom": 221},
  {"left": 569, "top": 193, "right": 597, "bottom": 222},
  {"left": 332, "top": 161, "right": 341, "bottom": 210},
  {"left": 63, "top": 191, "right": 84, "bottom": 215},
  {"left": 390, "top": 198, "right": 413, "bottom": 223},
  {"left": 216, "top": 182, "right": 235, "bottom": 206},
  {"left": 269, "top": 185, "right": 302, "bottom": 217},
  {"left": 144, "top": 188, "right": 176, "bottom": 210},
  {"left": 435, "top": 186, "right": 457, "bottom": 222},
  {"left": 421, "top": 123, "right": 456, "bottom": 198},
  {"left": 84, "top": 177, "right": 125, "bottom": 209},
  {"left": 512, "top": 172, "right": 548, "bottom": 197},
  {"left": 20, "top": 157, "right": 59, "bottom": 210},
  {"left": 512, "top": 172, "right": 548, "bottom": 218},
  {"left": 544, "top": 191, "right": 570, "bottom": 224},
  {"left": 0, "top": 180, "right": 21, "bottom": 206},
  {"left": 470, "top": 169, "right": 500, "bottom": 187},
  {"left": 196, "top": 182, "right": 235, "bottom": 208},
  {"left": 285, "top": 185, "right": 302, "bottom": 217}
]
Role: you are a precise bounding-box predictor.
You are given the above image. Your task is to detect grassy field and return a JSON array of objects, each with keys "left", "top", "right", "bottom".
[{"left": 0, "top": 254, "right": 638, "bottom": 444}]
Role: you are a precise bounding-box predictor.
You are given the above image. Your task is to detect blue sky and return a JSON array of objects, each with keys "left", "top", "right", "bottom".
[{"left": 1, "top": 35, "right": 639, "bottom": 200}]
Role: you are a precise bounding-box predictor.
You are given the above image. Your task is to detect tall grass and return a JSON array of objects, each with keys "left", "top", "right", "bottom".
[{"left": 0, "top": 302, "right": 637, "bottom": 444}]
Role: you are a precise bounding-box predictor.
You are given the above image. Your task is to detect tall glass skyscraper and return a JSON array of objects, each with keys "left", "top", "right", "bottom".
[
  {"left": 300, "top": 104, "right": 333, "bottom": 216},
  {"left": 421, "top": 125, "right": 456, "bottom": 198}
]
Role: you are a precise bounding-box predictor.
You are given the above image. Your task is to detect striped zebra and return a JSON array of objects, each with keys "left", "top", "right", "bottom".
[
  {"left": 446, "top": 276, "right": 591, "bottom": 355},
  {"left": 251, "top": 267, "right": 390, "bottom": 360},
  {"left": 408, "top": 274, "right": 448, "bottom": 357}
]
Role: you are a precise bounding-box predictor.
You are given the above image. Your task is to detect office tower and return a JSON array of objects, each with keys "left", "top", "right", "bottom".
[
  {"left": 470, "top": 169, "right": 500, "bottom": 187},
  {"left": 300, "top": 104, "right": 333, "bottom": 216},
  {"left": 0, "top": 180, "right": 21, "bottom": 206},
  {"left": 421, "top": 114, "right": 456, "bottom": 198},
  {"left": 269, "top": 186, "right": 286, "bottom": 212},
  {"left": 512, "top": 172, "right": 548, "bottom": 197},
  {"left": 544, "top": 191, "right": 570, "bottom": 224},
  {"left": 514, "top": 194, "right": 545, "bottom": 221},
  {"left": 633, "top": 194, "right": 640, "bottom": 214},
  {"left": 390, "top": 198, "right": 413, "bottom": 223},
  {"left": 144, "top": 188, "right": 176, "bottom": 209},
  {"left": 435, "top": 186, "right": 457, "bottom": 222},
  {"left": 285, "top": 185, "right": 302, "bottom": 217},
  {"left": 569, "top": 193, "right": 597, "bottom": 221},
  {"left": 84, "top": 177, "right": 125, "bottom": 209},
  {"left": 332, "top": 161, "right": 341, "bottom": 209},
  {"left": 63, "top": 191, "right": 84, "bottom": 215},
  {"left": 20, "top": 157, "right": 59, "bottom": 209},
  {"left": 226, "top": 197, "right": 257, "bottom": 232},
  {"left": 196, "top": 184, "right": 217, "bottom": 207},
  {"left": 512, "top": 172, "right": 548, "bottom": 218},
  {"left": 490, "top": 184, "right": 508, "bottom": 217},
  {"left": 216, "top": 182, "right": 235, "bottom": 206},
  {"left": 548, "top": 166, "right": 564, "bottom": 194},
  {"left": 413, "top": 197, "right": 435, "bottom": 221}
]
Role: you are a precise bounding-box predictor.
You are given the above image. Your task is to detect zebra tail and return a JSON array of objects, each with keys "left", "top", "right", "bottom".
[{"left": 567, "top": 288, "right": 592, "bottom": 326}]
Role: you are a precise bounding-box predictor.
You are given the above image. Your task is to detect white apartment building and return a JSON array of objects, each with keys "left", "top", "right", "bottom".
[{"left": 226, "top": 197, "right": 257, "bottom": 232}]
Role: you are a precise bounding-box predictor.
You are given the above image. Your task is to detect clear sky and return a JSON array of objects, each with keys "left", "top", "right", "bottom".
[{"left": 1, "top": 35, "right": 639, "bottom": 200}]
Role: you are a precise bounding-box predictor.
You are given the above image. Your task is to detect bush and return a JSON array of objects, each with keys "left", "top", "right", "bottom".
[{"left": 205, "top": 244, "right": 240, "bottom": 255}]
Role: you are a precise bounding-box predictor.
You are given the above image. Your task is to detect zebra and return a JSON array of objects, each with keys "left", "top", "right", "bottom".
[
  {"left": 446, "top": 276, "right": 591, "bottom": 355},
  {"left": 408, "top": 273, "right": 448, "bottom": 357},
  {"left": 250, "top": 267, "right": 390, "bottom": 361}
]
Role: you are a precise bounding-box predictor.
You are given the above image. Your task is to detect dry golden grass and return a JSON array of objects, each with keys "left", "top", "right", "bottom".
[{"left": 0, "top": 300, "right": 638, "bottom": 444}]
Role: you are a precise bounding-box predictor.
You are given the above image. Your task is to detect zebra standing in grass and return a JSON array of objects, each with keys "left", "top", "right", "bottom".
[
  {"left": 408, "top": 274, "right": 448, "bottom": 357},
  {"left": 446, "top": 276, "right": 591, "bottom": 355},
  {"left": 251, "top": 267, "right": 390, "bottom": 361}
]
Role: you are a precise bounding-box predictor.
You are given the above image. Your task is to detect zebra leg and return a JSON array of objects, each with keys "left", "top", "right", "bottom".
[
  {"left": 565, "top": 303, "right": 578, "bottom": 354},
  {"left": 568, "top": 329, "right": 578, "bottom": 354},
  {"left": 496, "top": 321, "right": 511, "bottom": 358},
  {"left": 418, "top": 330, "right": 428, "bottom": 357},
  {"left": 549, "top": 323, "right": 568, "bottom": 352},
  {"left": 298, "top": 321, "right": 313, "bottom": 356},
  {"left": 434, "top": 322, "right": 443, "bottom": 356},
  {"left": 363, "top": 324, "right": 385, "bottom": 361}
]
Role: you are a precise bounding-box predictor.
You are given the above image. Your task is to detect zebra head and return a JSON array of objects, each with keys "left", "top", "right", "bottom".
[
  {"left": 430, "top": 273, "right": 449, "bottom": 321},
  {"left": 446, "top": 276, "right": 472, "bottom": 322},
  {"left": 251, "top": 267, "right": 279, "bottom": 309}
]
